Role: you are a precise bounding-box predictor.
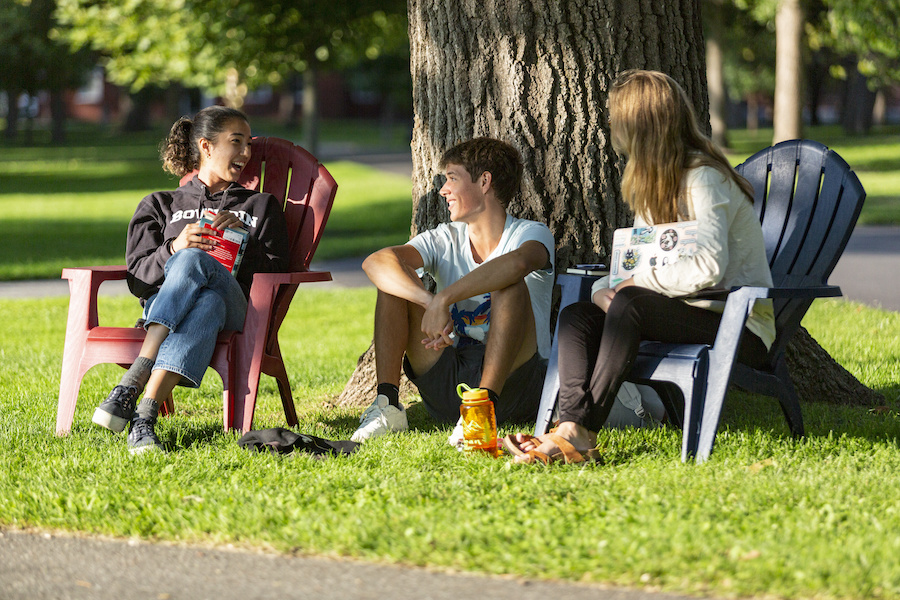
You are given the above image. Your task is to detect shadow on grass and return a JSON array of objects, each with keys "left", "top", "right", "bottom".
[
  {"left": 1, "top": 218, "right": 128, "bottom": 279},
  {"left": 1, "top": 165, "right": 172, "bottom": 195},
  {"left": 717, "top": 386, "right": 900, "bottom": 449},
  {"left": 168, "top": 421, "right": 234, "bottom": 451}
]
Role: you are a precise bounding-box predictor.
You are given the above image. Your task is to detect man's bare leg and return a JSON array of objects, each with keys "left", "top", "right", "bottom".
[
  {"left": 479, "top": 279, "right": 537, "bottom": 394},
  {"left": 374, "top": 290, "right": 444, "bottom": 387},
  {"left": 354, "top": 289, "right": 445, "bottom": 442}
]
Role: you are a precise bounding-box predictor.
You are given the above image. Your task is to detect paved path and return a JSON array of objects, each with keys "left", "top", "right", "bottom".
[
  {"left": 828, "top": 225, "right": 900, "bottom": 312},
  {"left": 3, "top": 227, "right": 897, "bottom": 312},
  {"left": 0, "top": 530, "right": 695, "bottom": 600}
]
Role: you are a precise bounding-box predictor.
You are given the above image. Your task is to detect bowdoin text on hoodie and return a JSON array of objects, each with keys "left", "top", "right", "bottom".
[{"left": 126, "top": 176, "right": 290, "bottom": 303}]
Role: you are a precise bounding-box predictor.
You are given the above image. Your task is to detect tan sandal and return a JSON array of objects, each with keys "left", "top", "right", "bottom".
[{"left": 502, "top": 433, "right": 600, "bottom": 465}]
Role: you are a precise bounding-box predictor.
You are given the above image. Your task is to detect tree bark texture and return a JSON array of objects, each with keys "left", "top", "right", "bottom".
[{"left": 407, "top": 0, "right": 707, "bottom": 269}]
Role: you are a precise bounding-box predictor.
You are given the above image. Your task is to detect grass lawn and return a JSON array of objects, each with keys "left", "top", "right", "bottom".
[
  {"left": 0, "top": 122, "right": 897, "bottom": 281},
  {"left": 1, "top": 120, "right": 899, "bottom": 598},
  {"left": 0, "top": 122, "right": 412, "bottom": 281},
  {"left": 0, "top": 290, "right": 898, "bottom": 599}
]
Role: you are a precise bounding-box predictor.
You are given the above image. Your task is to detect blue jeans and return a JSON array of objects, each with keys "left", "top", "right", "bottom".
[{"left": 141, "top": 249, "right": 248, "bottom": 387}]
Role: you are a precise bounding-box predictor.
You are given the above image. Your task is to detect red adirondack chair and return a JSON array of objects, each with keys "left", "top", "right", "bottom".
[{"left": 55, "top": 137, "right": 337, "bottom": 434}]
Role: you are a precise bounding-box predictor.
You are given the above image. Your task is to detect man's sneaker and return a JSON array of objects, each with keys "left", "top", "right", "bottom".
[
  {"left": 448, "top": 416, "right": 465, "bottom": 452},
  {"left": 92, "top": 385, "right": 139, "bottom": 433},
  {"left": 350, "top": 394, "right": 408, "bottom": 442},
  {"left": 127, "top": 414, "right": 163, "bottom": 455}
]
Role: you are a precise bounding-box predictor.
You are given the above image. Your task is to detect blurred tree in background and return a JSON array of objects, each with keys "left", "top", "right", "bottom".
[
  {"left": 54, "top": 0, "right": 408, "bottom": 151},
  {"left": 704, "top": 0, "right": 900, "bottom": 144},
  {"left": 0, "top": 0, "right": 93, "bottom": 143}
]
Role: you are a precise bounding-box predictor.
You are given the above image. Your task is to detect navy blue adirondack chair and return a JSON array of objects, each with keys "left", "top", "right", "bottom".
[{"left": 534, "top": 139, "right": 866, "bottom": 463}]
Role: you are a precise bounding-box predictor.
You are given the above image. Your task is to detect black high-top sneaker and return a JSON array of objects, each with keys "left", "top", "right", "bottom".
[
  {"left": 127, "top": 399, "right": 163, "bottom": 455},
  {"left": 92, "top": 385, "right": 140, "bottom": 433}
]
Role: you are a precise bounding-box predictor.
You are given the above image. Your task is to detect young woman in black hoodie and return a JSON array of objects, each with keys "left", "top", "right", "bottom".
[{"left": 91, "top": 106, "right": 289, "bottom": 453}]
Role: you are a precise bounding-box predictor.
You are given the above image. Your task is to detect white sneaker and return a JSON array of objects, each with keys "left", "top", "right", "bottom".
[
  {"left": 447, "top": 416, "right": 465, "bottom": 451},
  {"left": 350, "top": 395, "right": 408, "bottom": 442}
]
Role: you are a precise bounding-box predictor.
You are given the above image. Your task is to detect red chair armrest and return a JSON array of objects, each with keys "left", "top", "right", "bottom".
[
  {"left": 61, "top": 265, "right": 128, "bottom": 330},
  {"left": 250, "top": 270, "right": 333, "bottom": 289}
]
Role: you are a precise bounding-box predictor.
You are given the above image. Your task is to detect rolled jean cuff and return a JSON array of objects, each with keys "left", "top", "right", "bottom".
[
  {"left": 143, "top": 316, "right": 176, "bottom": 333},
  {"left": 152, "top": 362, "right": 202, "bottom": 389}
]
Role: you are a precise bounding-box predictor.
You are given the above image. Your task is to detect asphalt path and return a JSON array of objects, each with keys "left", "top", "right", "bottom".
[
  {"left": 0, "top": 530, "right": 698, "bottom": 600},
  {"left": 2, "top": 226, "right": 896, "bottom": 311}
]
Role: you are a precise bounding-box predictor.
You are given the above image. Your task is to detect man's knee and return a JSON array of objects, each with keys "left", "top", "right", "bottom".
[{"left": 489, "top": 277, "right": 530, "bottom": 313}]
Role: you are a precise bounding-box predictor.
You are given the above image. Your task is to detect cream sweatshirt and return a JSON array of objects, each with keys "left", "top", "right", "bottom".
[{"left": 594, "top": 166, "right": 777, "bottom": 349}]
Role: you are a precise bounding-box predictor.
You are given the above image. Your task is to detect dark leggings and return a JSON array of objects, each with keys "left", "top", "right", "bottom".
[{"left": 557, "top": 286, "right": 769, "bottom": 432}]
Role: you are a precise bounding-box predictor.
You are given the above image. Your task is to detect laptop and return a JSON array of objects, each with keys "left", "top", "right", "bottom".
[{"left": 609, "top": 220, "right": 699, "bottom": 287}]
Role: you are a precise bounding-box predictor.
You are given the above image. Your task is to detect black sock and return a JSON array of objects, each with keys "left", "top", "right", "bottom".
[
  {"left": 120, "top": 356, "right": 155, "bottom": 392},
  {"left": 485, "top": 388, "right": 500, "bottom": 407},
  {"left": 377, "top": 383, "right": 400, "bottom": 408}
]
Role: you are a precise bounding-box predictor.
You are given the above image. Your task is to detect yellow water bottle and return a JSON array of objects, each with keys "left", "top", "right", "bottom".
[{"left": 457, "top": 383, "right": 499, "bottom": 457}]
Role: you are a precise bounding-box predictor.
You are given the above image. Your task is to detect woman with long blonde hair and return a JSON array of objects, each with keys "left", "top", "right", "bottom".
[{"left": 504, "top": 70, "right": 776, "bottom": 464}]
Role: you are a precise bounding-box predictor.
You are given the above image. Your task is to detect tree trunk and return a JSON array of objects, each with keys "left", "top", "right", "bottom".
[
  {"left": 872, "top": 89, "right": 886, "bottom": 127},
  {"left": 705, "top": 0, "right": 729, "bottom": 149},
  {"left": 49, "top": 88, "right": 67, "bottom": 144},
  {"left": 773, "top": 0, "right": 804, "bottom": 144},
  {"left": 5, "top": 90, "right": 20, "bottom": 141},
  {"left": 341, "top": 0, "right": 707, "bottom": 406},
  {"left": 339, "top": 0, "right": 880, "bottom": 412},
  {"left": 746, "top": 93, "right": 759, "bottom": 131},
  {"left": 840, "top": 59, "right": 877, "bottom": 136},
  {"left": 301, "top": 67, "right": 320, "bottom": 156},
  {"left": 785, "top": 328, "right": 882, "bottom": 407}
]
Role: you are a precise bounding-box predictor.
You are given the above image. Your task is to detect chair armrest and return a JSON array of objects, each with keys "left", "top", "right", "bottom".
[
  {"left": 61, "top": 265, "right": 128, "bottom": 284},
  {"left": 709, "top": 283, "right": 842, "bottom": 357},
  {"left": 681, "top": 288, "right": 730, "bottom": 301},
  {"left": 60, "top": 266, "right": 128, "bottom": 331},
  {"left": 250, "top": 270, "right": 333, "bottom": 288}
]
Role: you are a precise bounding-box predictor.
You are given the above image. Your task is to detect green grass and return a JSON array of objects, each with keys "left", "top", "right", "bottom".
[
  {"left": 1, "top": 290, "right": 899, "bottom": 599},
  {"left": 0, "top": 122, "right": 411, "bottom": 281},
  {"left": 726, "top": 124, "right": 900, "bottom": 226},
  {"left": 1, "top": 123, "right": 897, "bottom": 281}
]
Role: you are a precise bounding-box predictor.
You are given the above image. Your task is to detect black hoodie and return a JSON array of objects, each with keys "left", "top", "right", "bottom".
[{"left": 126, "top": 176, "right": 289, "bottom": 303}]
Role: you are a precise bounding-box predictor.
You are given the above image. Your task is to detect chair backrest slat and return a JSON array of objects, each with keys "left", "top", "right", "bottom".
[
  {"left": 180, "top": 136, "right": 337, "bottom": 272},
  {"left": 736, "top": 139, "right": 865, "bottom": 362}
]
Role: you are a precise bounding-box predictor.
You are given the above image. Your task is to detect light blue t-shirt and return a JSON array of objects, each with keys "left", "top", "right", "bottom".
[{"left": 407, "top": 214, "right": 556, "bottom": 358}]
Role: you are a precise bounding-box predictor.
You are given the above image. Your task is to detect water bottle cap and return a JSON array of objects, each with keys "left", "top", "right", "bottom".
[{"left": 456, "top": 383, "right": 489, "bottom": 401}]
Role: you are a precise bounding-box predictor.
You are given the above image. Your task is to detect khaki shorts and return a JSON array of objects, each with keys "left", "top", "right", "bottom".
[{"left": 403, "top": 344, "right": 547, "bottom": 425}]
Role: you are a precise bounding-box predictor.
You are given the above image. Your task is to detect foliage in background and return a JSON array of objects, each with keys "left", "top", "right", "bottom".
[
  {"left": 0, "top": 0, "right": 94, "bottom": 141},
  {"left": 814, "top": 0, "right": 900, "bottom": 87},
  {"left": 705, "top": 0, "right": 777, "bottom": 104},
  {"left": 53, "top": 0, "right": 408, "bottom": 97}
]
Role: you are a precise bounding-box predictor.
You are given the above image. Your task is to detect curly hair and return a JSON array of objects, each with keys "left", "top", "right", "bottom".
[
  {"left": 438, "top": 138, "right": 524, "bottom": 209},
  {"left": 159, "top": 106, "right": 249, "bottom": 177}
]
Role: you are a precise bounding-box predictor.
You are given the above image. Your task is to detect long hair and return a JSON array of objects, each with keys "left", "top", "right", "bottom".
[
  {"left": 160, "top": 106, "right": 249, "bottom": 177},
  {"left": 609, "top": 70, "right": 754, "bottom": 224}
]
